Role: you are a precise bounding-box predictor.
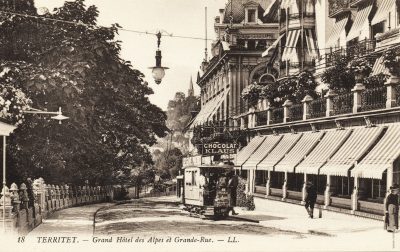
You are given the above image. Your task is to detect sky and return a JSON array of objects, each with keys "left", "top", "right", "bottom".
[{"left": 34, "top": 0, "right": 227, "bottom": 110}]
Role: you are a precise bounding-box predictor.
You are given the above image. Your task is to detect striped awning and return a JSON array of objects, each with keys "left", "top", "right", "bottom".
[
  {"left": 191, "top": 89, "right": 228, "bottom": 127},
  {"left": 262, "top": 34, "right": 284, "bottom": 57},
  {"left": 305, "top": 29, "right": 318, "bottom": 59},
  {"left": 282, "top": 29, "right": 301, "bottom": 62},
  {"left": 275, "top": 131, "right": 325, "bottom": 173},
  {"left": 326, "top": 14, "right": 350, "bottom": 48},
  {"left": 295, "top": 129, "right": 352, "bottom": 174},
  {"left": 351, "top": 125, "right": 400, "bottom": 179},
  {"left": 371, "top": 0, "right": 396, "bottom": 25},
  {"left": 257, "top": 133, "right": 303, "bottom": 171},
  {"left": 235, "top": 136, "right": 266, "bottom": 167},
  {"left": 242, "top": 135, "right": 283, "bottom": 170},
  {"left": 320, "top": 127, "right": 384, "bottom": 176},
  {"left": 347, "top": 2, "right": 373, "bottom": 41},
  {"left": 371, "top": 55, "right": 390, "bottom": 76}
]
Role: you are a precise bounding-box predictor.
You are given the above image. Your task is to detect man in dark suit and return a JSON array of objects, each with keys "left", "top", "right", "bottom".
[{"left": 305, "top": 181, "right": 317, "bottom": 218}]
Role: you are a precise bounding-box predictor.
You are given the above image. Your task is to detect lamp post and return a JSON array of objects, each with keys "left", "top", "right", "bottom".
[
  {"left": 22, "top": 107, "right": 69, "bottom": 124},
  {"left": 149, "top": 31, "right": 169, "bottom": 84},
  {"left": 1, "top": 106, "right": 68, "bottom": 232}
]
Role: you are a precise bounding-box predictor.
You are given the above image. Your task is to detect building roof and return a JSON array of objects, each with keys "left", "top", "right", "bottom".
[{"left": 222, "top": 0, "right": 276, "bottom": 24}]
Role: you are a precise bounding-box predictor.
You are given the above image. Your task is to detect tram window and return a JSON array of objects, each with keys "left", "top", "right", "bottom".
[
  {"left": 192, "top": 171, "right": 197, "bottom": 186},
  {"left": 185, "top": 171, "right": 192, "bottom": 186}
]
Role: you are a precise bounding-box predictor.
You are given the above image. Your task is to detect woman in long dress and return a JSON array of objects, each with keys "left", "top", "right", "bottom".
[{"left": 385, "top": 185, "right": 399, "bottom": 232}]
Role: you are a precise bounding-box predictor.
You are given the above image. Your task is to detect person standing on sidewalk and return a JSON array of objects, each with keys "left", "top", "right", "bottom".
[
  {"left": 228, "top": 171, "right": 239, "bottom": 215},
  {"left": 305, "top": 181, "right": 317, "bottom": 218},
  {"left": 384, "top": 185, "right": 399, "bottom": 232}
]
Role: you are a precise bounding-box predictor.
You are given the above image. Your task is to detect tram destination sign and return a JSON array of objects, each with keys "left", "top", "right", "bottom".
[{"left": 202, "top": 143, "right": 238, "bottom": 155}]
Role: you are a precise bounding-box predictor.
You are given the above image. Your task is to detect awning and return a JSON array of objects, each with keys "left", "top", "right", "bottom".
[
  {"left": 305, "top": 29, "right": 318, "bottom": 59},
  {"left": 257, "top": 133, "right": 303, "bottom": 171},
  {"left": 351, "top": 125, "right": 400, "bottom": 179},
  {"left": 371, "top": 0, "right": 396, "bottom": 25},
  {"left": 371, "top": 55, "right": 390, "bottom": 76},
  {"left": 242, "top": 135, "right": 283, "bottom": 170},
  {"left": 275, "top": 131, "right": 325, "bottom": 173},
  {"left": 191, "top": 89, "right": 228, "bottom": 127},
  {"left": 320, "top": 127, "right": 384, "bottom": 176},
  {"left": 289, "top": 0, "right": 299, "bottom": 14},
  {"left": 262, "top": 34, "right": 284, "bottom": 57},
  {"left": 326, "top": 14, "right": 350, "bottom": 48},
  {"left": 282, "top": 29, "right": 301, "bottom": 62},
  {"left": 347, "top": 2, "right": 374, "bottom": 41},
  {"left": 295, "top": 129, "right": 352, "bottom": 174},
  {"left": 235, "top": 136, "right": 266, "bottom": 167}
]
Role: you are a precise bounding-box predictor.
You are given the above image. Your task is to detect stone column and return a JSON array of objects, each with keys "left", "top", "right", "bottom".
[
  {"left": 283, "top": 100, "right": 293, "bottom": 123},
  {"left": 248, "top": 107, "right": 255, "bottom": 128},
  {"left": 324, "top": 175, "right": 331, "bottom": 209},
  {"left": 282, "top": 171, "right": 288, "bottom": 201},
  {"left": 352, "top": 83, "right": 366, "bottom": 113},
  {"left": 301, "top": 173, "right": 307, "bottom": 205},
  {"left": 325, "top": 90, "right": 337, "bottom": 117},
  {"left": 9, "top": 183, "right": 20, "bottom": 213},
  {"left": 385, "top": 75, "right": 399, "bottom": 108},
  {"left": 0, "top": 186, "right": 14, "bottom": 233},
  {"left": 266, "top": 102, "right": 272, "bottom": 125},
  {"left": 351, "top": 176, "right": 359, "bottom": 214},
  {"left": 266, "top": 170, "right": 271, "bottom": 197},
  {"left": 302, "top": 95, "right": 313, "bottom": 120},
  {"left": 240, "top": 117, "right": 245, "bottom": 129},
  {"left": 19, "top": 183, "right": 29, "bottom": 210}
]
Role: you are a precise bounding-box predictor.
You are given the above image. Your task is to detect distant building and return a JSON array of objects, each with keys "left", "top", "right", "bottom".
[
  {"left": 188, "top": 76, "right": 194, "bottom": 97},
  {"left": 189, "top": 0, "right": 279, "bottom": 128}
]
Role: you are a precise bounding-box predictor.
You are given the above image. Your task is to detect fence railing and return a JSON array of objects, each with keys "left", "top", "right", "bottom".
[
  {"left": 310, "top": 98, "right": 327, "bottom": 119},
  {"left": 256, "top": 110, "right": 268, "bottom": 126},
  {"left": 332, "top": 93, "right": 353, "bottom": 116},
  {"left": 289, "top": 103, "right": 303, "bottom": 122},
  {"left": 270, "top": 107, "right": 284, "bottom": 125},
  {"left": 360, "top": 86, "right": 387, "bottom": 112}
]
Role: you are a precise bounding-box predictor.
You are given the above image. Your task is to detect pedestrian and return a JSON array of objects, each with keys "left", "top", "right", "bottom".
[
  {"left": 228, "top": 171, "right": 239, "bottom": 215},
  {"left": 305, "top": 181, "right": 317, "bottom": 218},
  {"left": 385, "top": 185, "right": 399, "bottom": 232}
]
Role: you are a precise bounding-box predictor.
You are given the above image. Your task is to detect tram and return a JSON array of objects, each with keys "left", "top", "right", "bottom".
[{"left": 181, "top": 162, "right": 234, "bottom": 219}]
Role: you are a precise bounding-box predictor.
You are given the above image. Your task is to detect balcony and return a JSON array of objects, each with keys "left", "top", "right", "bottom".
[
  {"left": 325, "top": 39, "right": 376, "bottom": 66},
  {"left": 329, "top": 0, "right": 352, "bottom": 17}
]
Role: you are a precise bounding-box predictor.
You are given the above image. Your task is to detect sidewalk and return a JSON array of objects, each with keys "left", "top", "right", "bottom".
[{"left": 233, "top": 197, "right": 399, "bottom": 251}]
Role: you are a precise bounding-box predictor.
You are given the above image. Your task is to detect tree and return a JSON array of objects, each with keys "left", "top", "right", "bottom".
[
  {"left": 153, "top": 147, "right": 183, "bottom": 180},
  {"left": 0, "top": 0, "right": 168, "bottom": 185}
]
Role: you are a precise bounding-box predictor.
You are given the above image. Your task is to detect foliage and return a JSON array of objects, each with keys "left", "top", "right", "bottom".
[
  {"left": 165, "top": 92, "right": 200, "bottom": 154},
  {"left": 1, "top": 0, "right": 168, "bottom": 185},
  {"left": 383, "top": 48, "right": 400, "bottom": 76},
  {"left": 260, "top": 71, "right": 318, "bottom": 107},
  {"left": 236, "top": 177, "right": 255, "bottom": 210},
  {"left": 363, "top": 73, "right": 389, "bottom": 89},
  {"left": 347, "top": 57, "right": 373, "bottom": 79},
  {"left": 321, "top": 55, "right": 355, "bottom": 93},
  {"left": 153, "top": 147, "right": 183, "bottom": 179},
  {"left": 241, "top": 83, "right": 263, "bottom": 107}
]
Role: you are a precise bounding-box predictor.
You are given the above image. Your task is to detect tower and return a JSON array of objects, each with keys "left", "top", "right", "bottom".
[{"left": 188, "top": 76, "right": 194, "bottom": 97}]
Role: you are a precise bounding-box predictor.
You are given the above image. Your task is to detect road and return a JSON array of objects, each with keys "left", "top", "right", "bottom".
[{"left": 18, "top": 196, "right": 400, "bottom": 252}]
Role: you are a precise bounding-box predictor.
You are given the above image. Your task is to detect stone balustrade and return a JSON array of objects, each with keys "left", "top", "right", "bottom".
[
  {"left": 0, "top": 177, "right": 114, "bottom": 235},
  {"left": 247, "top": 79, "right": 400, "bottom": 128}
]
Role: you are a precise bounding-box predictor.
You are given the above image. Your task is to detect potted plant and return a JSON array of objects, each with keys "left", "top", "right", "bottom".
[
  {"left": 241, "top": 83, "right": 263, "bottom": 108},
  {"left": 383, "top": 49, "right": 400, "bottom": 76}
]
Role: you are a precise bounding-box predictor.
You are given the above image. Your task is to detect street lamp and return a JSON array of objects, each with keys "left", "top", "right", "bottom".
[
  {"left": 22, "top": 107, "right": 69, "bottom": 124},
  {"left": 149, "top": 32, "right": 169, "bottom": 84}
]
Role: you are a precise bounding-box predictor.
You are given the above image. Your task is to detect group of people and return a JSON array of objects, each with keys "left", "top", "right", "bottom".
[
  {"left": 304, "top": 181, "right": 400, "bottom": 233},
  {"left": 198, "top": 169, "right": 239, "bottom": 216}
]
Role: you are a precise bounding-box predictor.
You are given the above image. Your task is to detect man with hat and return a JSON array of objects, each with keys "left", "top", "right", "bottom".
[
  {"left": 385, "top": 184, "right": 399, "bottom": 232},
  {"left": 305, "top": 181, "right": 317, "bottom": 218}
]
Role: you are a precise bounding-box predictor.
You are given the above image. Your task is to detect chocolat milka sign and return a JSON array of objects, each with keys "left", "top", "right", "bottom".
[{"left": 202, "top": 143, "right": 238, "bottom": 155}]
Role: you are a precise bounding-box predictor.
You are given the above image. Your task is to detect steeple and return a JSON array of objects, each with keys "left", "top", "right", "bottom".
[{"left": 188, "top": 76, "right": 194, "bottom": 97}]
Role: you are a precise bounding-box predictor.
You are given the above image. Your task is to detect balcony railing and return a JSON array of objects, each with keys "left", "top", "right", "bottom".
[
  {"left": 310, "top": 98, "right": 327, "bottom": 119},
  {"left": 256, "top": 110, "right": 268, "bottom": 126},
  {"left": 270, "top": 107, "right": 284, "bottom": 125},
  {"left": 332, "top": 93, "right": 353, "bottom": 115},
  {"left": 326, "top": 39, "right": 376, "bottom": 66},
  {"left": 360, "top": 86, "right": 387, "bottom": 112},
  {"left": 329, "top": 0, "right": 352, "bottom": 16},
  {"left": 289, "top": 104, "right": 303, "bottom": 122}
]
